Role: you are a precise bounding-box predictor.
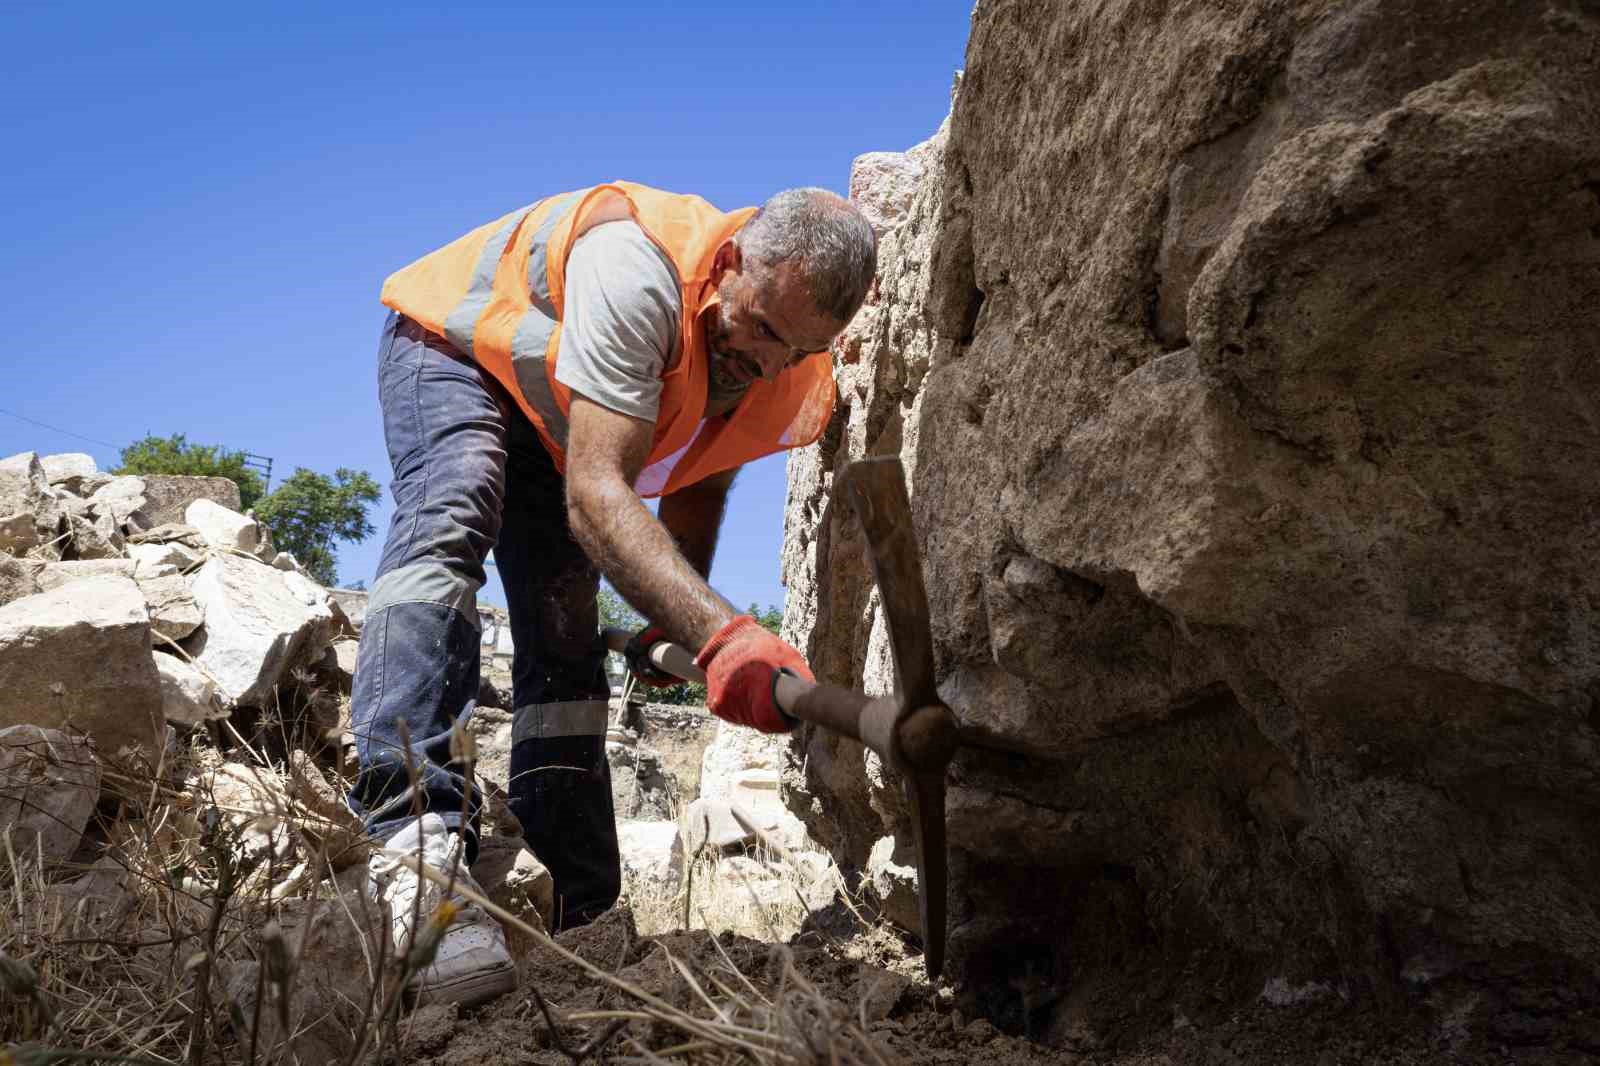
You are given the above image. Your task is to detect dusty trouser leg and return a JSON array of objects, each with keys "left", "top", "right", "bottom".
[
  {"left": 347, "top": 312, "right": 508, "bottom": 865},
  {"left": 495, "top": 413, "right": 620, "bottom": 930}
]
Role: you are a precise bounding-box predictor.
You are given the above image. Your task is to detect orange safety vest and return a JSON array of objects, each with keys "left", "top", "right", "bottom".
[{"left": 380, "top": 182, "right": 836, "bottom": 497}]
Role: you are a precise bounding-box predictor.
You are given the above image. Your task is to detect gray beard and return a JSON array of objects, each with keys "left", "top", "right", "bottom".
[
  {"left": 707, "top": 375, "right": 750, "bottom": 416},
  {"left": 707, "top": 350, "right": 752, "bottom": 415}
]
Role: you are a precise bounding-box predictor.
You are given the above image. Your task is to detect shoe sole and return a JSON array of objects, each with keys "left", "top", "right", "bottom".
[{"left": 410, "top": 960, "right": 518, "bottom": 1009}]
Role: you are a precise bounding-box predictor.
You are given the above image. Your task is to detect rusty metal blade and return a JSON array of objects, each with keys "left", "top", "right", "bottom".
[
  {"left": 841, "top": 457, "right": 938, "bottom": 712},
  {"left": 903, "top": 768, "right": 948, "bottom": 978}
]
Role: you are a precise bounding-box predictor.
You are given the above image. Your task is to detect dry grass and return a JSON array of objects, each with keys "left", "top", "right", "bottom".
[{"left": 1, "top": 715, "right": 899, "bottom": 1066}]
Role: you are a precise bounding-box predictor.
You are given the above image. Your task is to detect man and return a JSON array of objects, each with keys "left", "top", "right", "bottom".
[{"left": 348, "top": 182, "right": 876, "bottom": 1006}]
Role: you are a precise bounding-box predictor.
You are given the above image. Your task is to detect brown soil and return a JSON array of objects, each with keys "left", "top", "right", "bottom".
[{"left": 393, "top": 904, "right": 1488, "bottom": 1066}]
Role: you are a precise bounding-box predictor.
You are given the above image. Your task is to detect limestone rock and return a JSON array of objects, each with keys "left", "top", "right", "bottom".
[
  {"left": 0, "top": 725, "right": 99, "bottom": 866},
  {"left": 202, "top": 761, "right": 294, "bottom": 861},
  {"left": 864, "top": 835, "right": 920, "bottom": 935},
  {"left": 128, "top": 523, "right": 206, "bottom": 549},
  {"left": 466, "top": 706, "right": 514, "bottom": 794},
  {"left": 127, "top": 539, "right": 200, "bottom": 576},
  {"left": 36, "top": 559, "right": 137, "bottom": 592},
  {"left": 473, "top": 834, "right": 554, "bottom": 937},
  {"left": 617, "top": 819, "right": 679, "bottom": 889},
  {"left": 849, "top": 139, "right": 939, "bottom": 235},
  {"left": 0, "top": 513, "right": 40, "bottom": 556},
  {"left": 66, "top": 512, "right": 124, "bottom": 560},
  {"left": 226, "top": 890, "right": 387, "bottom": 1065},
  {"left": 329, "top": 587, "right": 369, "bottom": 631},
  {"left": 0, "top": 452, "right": 65, "bottom": 559},
  {"left": 0, "top": 575, "right": 163, "bottom": 760},
  {"left": 137, "top": 475, "right": 241, "bottom": 527},
  {"left": 0, "top": 556, "right": 43, "bottom": 607},
  {"left": 316, "top": 637, "right": 359, "bottom": 695},
  {"left": 184, "top": 498, "right": 260, "bottom": 554},
  {"left": 285, "top": 751, "right": 369, "bottom": 867},
  {"left": 39, "top": 453, "right": 97, "bottom": 489},
  {"left": 152, "top": 652, "right": 221, "bottom": 727},
  {"left": 676, "top": 796, "right": 775, "bottom": 856},
  {"left": 138, "top": 574, "right": 202, "bottom": 641},
  {"left": 608, "top": 739, "right": 675, "bottom": 821},
  {"left": 87, "top": 475, "right": 148, "bottom": 531},
  {"left": 182, "top": 553, "right": 334, "bottom": 708},
  {"left": 698, "top": 719, "right": 790, "bottom": 803},
  {"left": 784, "top": 1, "right": 1600, "bottom": 1045},
  {"left": 619, "top": 702, "right": 719, "bottom": 801}
]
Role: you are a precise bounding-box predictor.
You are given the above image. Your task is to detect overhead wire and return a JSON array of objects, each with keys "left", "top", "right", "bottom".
[{"left": 0, "top": 406, "right": 123, "bottom": 451}]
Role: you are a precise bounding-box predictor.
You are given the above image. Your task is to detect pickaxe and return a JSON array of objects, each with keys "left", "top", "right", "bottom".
[{"left": 603, "top": 456, "right": 959, "bottom": 978}]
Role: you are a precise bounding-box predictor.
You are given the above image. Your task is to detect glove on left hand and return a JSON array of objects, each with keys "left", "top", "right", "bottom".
[{"left": 623, "top": 625, "right": 681, "bottom": 688}]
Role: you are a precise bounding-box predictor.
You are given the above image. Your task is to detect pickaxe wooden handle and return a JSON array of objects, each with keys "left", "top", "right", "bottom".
[{"left": 602, "top": 457, "right": 957, "bottom": 978}]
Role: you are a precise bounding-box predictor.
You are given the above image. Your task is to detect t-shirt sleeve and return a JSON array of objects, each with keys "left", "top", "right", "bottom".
[{"left": 554, "top": 220, "right": 681, "bottom": 423}]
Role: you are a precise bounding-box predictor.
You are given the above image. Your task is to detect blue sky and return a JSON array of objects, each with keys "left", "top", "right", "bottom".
[{"left": 0, "top": 2, "right": 969, "bottom": 610}]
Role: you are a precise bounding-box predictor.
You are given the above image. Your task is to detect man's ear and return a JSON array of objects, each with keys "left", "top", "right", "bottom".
[{"left": 710, "top": 239, "right": 742, "bottom": 285}]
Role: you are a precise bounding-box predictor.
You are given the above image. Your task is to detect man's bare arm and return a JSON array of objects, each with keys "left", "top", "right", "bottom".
[
  {"left": 565, "top": 395, "right": 735, "bottom": 650},
  {"left": 657, "top": 466, "right": 738, "bottom": 580}
]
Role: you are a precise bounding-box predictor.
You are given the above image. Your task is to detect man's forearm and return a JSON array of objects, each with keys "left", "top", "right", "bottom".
[{"left": 568, "top": 475, "right": 734, "bottom": 650}]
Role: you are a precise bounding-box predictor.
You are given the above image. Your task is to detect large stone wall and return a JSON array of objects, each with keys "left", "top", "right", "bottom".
[{"left": 782, "top": 0, "right": 1600, "bottom": 1052}]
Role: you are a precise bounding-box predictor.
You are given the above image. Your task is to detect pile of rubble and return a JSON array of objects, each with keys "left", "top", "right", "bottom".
[
  {"left": 0, "top": 449, "right": 559, "bottom": 930},
  {"left": 1, "top": 448, "right": 842, "bottom": 1039}
]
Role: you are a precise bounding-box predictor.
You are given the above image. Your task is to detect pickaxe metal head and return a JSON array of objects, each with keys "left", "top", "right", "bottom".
[{"left": 837, "top": 456, "right": 958, "bottom": 979}]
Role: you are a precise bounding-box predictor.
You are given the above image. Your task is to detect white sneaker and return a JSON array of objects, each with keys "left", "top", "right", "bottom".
[{"left": 369, "top": 814, "right": 517, "bottom": 1007}]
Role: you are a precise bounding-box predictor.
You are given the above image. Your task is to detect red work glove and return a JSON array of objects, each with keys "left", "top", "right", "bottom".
[
  {"left": 623, "top": 625, "right": 680, "bottom": 688},
  {"left": 695, "top": 615, "right": 812, "bottom": 733}
]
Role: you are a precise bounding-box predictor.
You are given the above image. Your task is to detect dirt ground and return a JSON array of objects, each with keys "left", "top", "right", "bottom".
[{"left": 391, "top": 903, "right": 1493, "bottom": 1066}]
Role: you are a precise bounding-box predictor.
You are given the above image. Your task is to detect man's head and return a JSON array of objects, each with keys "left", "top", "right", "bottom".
[{"left": 706, "top": 188, "right": 877, "bottom": 394}]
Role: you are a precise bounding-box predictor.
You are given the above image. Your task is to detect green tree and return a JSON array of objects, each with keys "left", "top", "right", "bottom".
[
  {"left": 597, "top": 585, "right": 642, "bottom": 631},
  {"left": 252, "top": 467, "right": 382, "bottom": 587},
  {"left": 749, "top": 601, "right": 784, "bottom": 635},
  {"left": 115, "top": 433, "right": 267, "bottom": 510}
]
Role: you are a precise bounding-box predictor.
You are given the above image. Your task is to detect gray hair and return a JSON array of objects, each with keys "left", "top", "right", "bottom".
[{"left": 738, "top": 188, "right": 877, "bottom": 323}]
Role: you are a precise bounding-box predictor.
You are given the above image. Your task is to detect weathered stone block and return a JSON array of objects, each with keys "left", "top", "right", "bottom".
[
  {"left": 153, "top": 652, "right": 220, "bottom": 727},
  {"left": 184, "top": 498, "right": 260, "bottom": 554},
  {"left": 138, "top": 475, "right": 241, "bottom": 527},
  {"left": 0, "top": 725, "right": 99, "bottom": 866},
  {"left": 182, "top": 553, "right": 334, "bottom": 708},
  {"left": 0, "top": 575, "right": 163, "bottom": 760}
]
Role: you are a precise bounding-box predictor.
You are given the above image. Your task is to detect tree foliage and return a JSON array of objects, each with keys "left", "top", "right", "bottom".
[
  {"left": 252, "top": 467, "right": 382, "bottom": 587},
  {"left": 115, "top": 434, "right": 267, "bottom": 510}
]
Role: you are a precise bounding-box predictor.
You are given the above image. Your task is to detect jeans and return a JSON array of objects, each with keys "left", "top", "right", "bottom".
[{"left": 347, "top": 312, "right": 621, "bottom": 929}]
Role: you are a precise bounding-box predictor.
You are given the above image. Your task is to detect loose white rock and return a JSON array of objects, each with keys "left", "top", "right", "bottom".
[
  {"left": 88, "top": 476, "right": 149, "bottom": 531},
  {"left": 184, "top": 498, "right": 261, "bottom": 553},
  {"left": 866, "top": 834, "right": 921, "bottom": 933},
  {"left": 36, "top": 559, "right": 138, "bottom": 592},
  {"left": 138, "top": 574, "right": 204, "bottom": 642},
  {"left": 618, "top": 819, "right": 680, "bottom": 888},
  {"left": 40, "top": 453, "right": 97, "bottom": 487},
  {"left": 128, "top": 540, "right": 201, "bottom": 576},
  {"left": 183, "top": 553, "right": 333, "bottom": 707},
  {"left": 0, "top": 575, "right": 164, "bottom": 760},
  {"left": 153, "top": 652, "right": 221, "bottom": 727}
]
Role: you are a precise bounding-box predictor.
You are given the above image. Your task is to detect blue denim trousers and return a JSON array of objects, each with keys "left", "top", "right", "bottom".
[{"left": 348, "top": 312, "right": 620, "bottom": 929}]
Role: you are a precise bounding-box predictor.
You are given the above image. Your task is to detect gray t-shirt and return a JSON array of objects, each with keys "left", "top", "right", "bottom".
[{"left": 554, "top": 221, "right": 682, "bottom": 422}]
